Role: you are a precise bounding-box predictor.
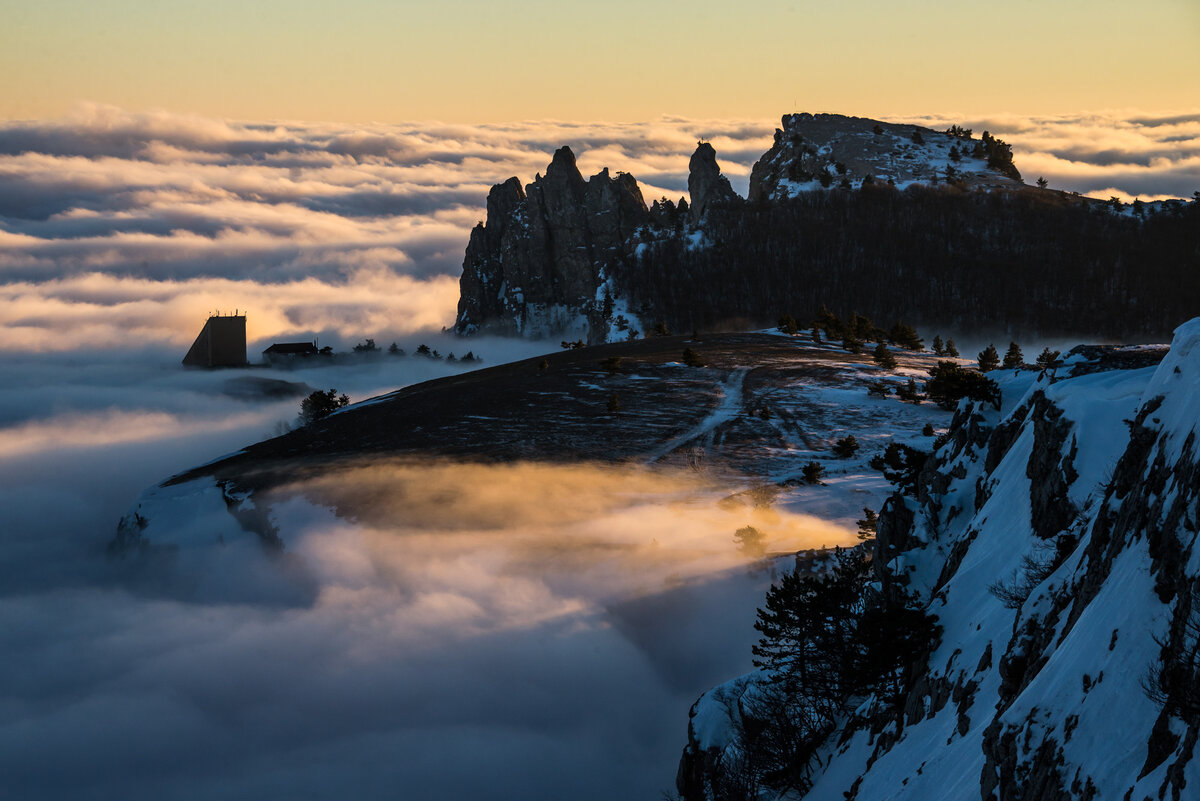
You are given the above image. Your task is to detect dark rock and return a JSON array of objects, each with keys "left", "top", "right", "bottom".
[{"left": 687, "top": 142, "right": 738, "bottom": 222}]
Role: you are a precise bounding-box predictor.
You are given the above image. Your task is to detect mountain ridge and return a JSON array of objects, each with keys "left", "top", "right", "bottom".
[{"left": 454, "top": 112, "right": 1198, "bottom": 345}]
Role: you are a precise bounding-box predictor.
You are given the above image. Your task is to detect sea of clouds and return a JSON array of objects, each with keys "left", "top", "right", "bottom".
[
  {"left": 2, "top": 104, "right": 1196, "bottom": 353},
  {"left": 0, "top": 104, "right": 1196, "bottom": 799}
]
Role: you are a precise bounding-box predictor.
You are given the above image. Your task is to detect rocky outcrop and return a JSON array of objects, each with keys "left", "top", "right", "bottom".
[
  {"left": 748, "top": 113, "right": 1023, "bottom": 202},
  {"left": 454, "top": 146, "right": 651, "bottom": 342},
  {"left": 455, "top": 112, "right": 1196, "bottom": 343},
  {"left": 688, "top": 142, "right": 738, "bottom": 222}
]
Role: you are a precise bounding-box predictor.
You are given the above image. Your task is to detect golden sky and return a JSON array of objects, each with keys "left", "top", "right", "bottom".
[{"left": 2, "top": 0, "right": 1197, "bottom": 122}]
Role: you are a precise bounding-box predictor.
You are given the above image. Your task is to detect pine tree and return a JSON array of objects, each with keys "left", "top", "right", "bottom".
[
  {"left": 888, "top": 321, "right": 924, "bottom": 351},
  {"left": 896, "top": 378, "right": 925, "bottom": 404},
  {"left": 801, "top": 461, "right": 825, "bottom": 485},
  {"left": 300, "top": 388, "right": 349, "bottom": 424},
  {"left": 1002, "top": 341, "right": 1025, "bottom": 369},
  {"left": 873, "top": 341, "right": 897, "bottom": 368},
  {"left": 1035, "top": 347, "right": 1061, "bottom": 371},
  {"left": 926, "top": 361, "right": 1002, "bottom": 410},
  {"left": 978, "top": 344, "right": 1000, "bottom": 372},
  {"left": 945, "top": 338, "right": 960, "bottom": 358},
  {"left": 932, "top": 335, "right": 945, "bottom": 356},
  {"left": 833, "top": 435, "right": 860, "bottom": 459},
  {"left": 856, "top": 508, "right": 877, "bottom": 539}
]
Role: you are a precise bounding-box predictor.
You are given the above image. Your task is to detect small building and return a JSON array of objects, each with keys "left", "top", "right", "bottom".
[
  {"left": 263, "top": 342, "right": 319, "bottom": 364},
  {"left": 182, "top": 314, "right": 248, "bottom": 368}
]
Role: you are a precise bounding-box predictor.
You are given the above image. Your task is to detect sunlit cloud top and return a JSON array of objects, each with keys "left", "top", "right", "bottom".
[{"left": 0, "top": 105, "right": 1196, "bottom": 353}]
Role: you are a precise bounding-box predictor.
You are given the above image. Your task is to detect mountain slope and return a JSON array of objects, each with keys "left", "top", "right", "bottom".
[{"left": 679, "top": 325, "right": 1200, "bottom": 800}]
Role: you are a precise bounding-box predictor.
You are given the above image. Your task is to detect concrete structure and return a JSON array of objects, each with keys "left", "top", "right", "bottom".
[{"left": 182, "top": 314, "right": 248, "bottom": 368}]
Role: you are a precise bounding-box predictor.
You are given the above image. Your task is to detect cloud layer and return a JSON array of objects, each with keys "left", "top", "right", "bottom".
[
  {"left": 0, "top": 105, "right": 1194, "bottom": 798},
  {"left": 3, "top": 104, "right": 1192, "bottom": 352}
]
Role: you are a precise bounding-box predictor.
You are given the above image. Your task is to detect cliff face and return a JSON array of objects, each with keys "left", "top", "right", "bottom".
[
  {"left": 454, "top": 112, "right": 1198, "bottom": 343},
  {"left": 454, "top": 146, "right": 650, "bottom": 342},
  {"left": 678, "top": 325, "right": 1200, "bottom": 800}
]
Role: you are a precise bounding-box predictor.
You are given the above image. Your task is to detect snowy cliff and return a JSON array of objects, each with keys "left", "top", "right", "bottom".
[{"left": 680, "top": 323, "right": 1200, "bottom": 800}]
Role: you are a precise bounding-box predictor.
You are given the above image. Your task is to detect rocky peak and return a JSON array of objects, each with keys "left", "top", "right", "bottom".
[
  {"left": 687, "top": 141, "right": 738, "bottom": 222},
  {"left": 749, "top": 112, "right": 1024, "bottom": 202},
  {"left": 544, "top": 145, "right": 585, "bottom": 185},
  {"left": 455, "top": 147, "right": 651, "bottom": 342}
]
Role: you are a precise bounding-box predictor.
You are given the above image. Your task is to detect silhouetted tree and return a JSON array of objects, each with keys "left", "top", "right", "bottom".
[
  {"left": 833, "top": 435, "right": 860, "bottom": 459},
  {"left": 300, "top": 388, "right": 349, "bottom": 424},
  {"left": 856, "top": 508, "right": 877, "bottom": 539},
  {"left": 896, "top": 378, "right": 925, "bottom": 404},
  {"left": 873, "top": 342, "right": 897, "bottom": 368},
  {"left": 926, "top": 361, "right": 1001, "bottom": 410},
  {"left": 1002, "top": 341, "right": 1025, "bottom": 369},
  {"left": 1035, "top": 347, "right": 1062, "bottom": 371},
  {"left": 869, "top": 443, "right": 928, "bottom": 494},
  {"left": 978, "top": 344, "right": 1000, "bottom": 372}
]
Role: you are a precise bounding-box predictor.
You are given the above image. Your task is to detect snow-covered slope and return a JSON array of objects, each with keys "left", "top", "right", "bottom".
[{"left": 681, "top": 325, "right": 1199, "bottom": 800}]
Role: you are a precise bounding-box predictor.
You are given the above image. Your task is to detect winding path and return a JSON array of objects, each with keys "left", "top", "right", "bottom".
[{"left": 645, "top": 367, "right": 749, "bottom": 463}]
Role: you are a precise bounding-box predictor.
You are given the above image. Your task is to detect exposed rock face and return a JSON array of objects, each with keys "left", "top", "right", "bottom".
[
  {"left": 454, "top": 146, "right": 651, "bottom": 342},
  {"left": 680, "top": 322, "right": 1200, "bottom": 800},
  {"left": 688, "top": 142, "right": 738, "bottom": 222},
  {"left": 455, "top": 112, "right": 1195, "bottom": 343},
  {"left": 748, "top": 112, "right": 1023, "bottom": 202}
]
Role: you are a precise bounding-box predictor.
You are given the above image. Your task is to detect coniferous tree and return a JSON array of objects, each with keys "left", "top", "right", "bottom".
[
  {"left": 896, "top": 378, "right": 925, "bottom": 404},
  {"left": 945, "top": 339, "right": 960, "bottom": 358},
  {"left": 1002, "top": 341, "right": 1025, "bottom": 369},
  {"left": 1035, "top": 347, "right": 1062, "bottom": 371},
  {"left": 856, "top": 508, "right": 877, "bottom": 539},
  {"left": 801, "top": 461, "right": 825, "bottom": 485},
  {"left": 300, "top": 388, "right": 349, "bottom": 424},
  {"left": 888, "top": 321, "right": 924, "bottom": 351},
  {"left": 833, "top": 435, "right": 860, "bottom": 459},
  {"left": 926, "top": 361, "right": 1002, "bottom": 409},
  {"left": 869, "top": 443, "right": 928, "bottom": 493},
  {"left": 932, "top": 335, "right": 945, "bottom": 356},
  {"left": 873, "top": 341, "right": 897, "bottom": 368},
  {"left": 978, "top": 344, "right": 1000, "bottom": 372}
]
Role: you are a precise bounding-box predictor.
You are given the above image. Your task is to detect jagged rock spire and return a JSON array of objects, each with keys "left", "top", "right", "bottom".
[{"left": 688, "top": 142, "right": 737, "bottom": 223}]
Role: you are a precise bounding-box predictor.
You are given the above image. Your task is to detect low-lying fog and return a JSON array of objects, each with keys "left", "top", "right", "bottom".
[{"left": 0, "top": 345, "right": 856, "bottom": 800}]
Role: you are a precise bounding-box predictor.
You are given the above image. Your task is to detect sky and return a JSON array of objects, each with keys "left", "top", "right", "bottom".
[{"left": 1, "top": 0, "right": 1198, "bottom": 122}]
